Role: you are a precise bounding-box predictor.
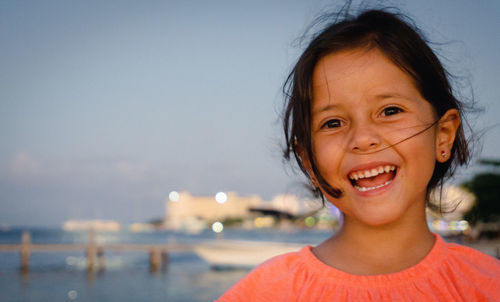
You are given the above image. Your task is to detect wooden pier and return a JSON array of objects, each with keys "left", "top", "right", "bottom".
[{"left": 0, "top": 231, "right": 194, "bottom": 272}]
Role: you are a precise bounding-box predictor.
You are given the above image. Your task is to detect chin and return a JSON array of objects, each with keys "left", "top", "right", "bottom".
[{"left": 344, "top": 207, "right": 409, "bottom": 228}]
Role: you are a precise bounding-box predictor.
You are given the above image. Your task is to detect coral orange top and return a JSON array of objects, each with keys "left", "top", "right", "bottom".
[{"left": 216, "top": 235, "right": 500, "bottom": 301}]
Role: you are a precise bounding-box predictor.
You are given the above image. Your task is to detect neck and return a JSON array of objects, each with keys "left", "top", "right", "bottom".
[
  {"left": 339, "top": 216, "right": 434, "bottom": 258},
  {"left": 313, "top": 211, "right": 435, "bottom": 275}
]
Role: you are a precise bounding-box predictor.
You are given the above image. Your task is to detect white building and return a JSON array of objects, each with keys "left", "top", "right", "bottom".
[
  {"left": 164, "top": 191, "right": 262, "bottom": 230},
  {"left": 164, "top": 191, "right": 338, "bottom": 231}
]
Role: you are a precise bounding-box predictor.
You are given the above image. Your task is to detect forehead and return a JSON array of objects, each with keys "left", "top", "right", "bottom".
[
  {"left": 313, "top": 48, "right": 376, "bottom": 86},
  {"left": 311, "top": 48, "right": 422, "bottom": 104}
]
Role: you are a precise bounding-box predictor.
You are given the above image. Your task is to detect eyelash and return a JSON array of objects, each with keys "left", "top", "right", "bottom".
[
  {"left": 321, "top": 119, "right": 343, "bottom": 129},
  {"left": 319, "top": 106, "right": 404, "bottom": 130},
  {"left": 381, "top": 106, "right": 404, "bottom": 116}
]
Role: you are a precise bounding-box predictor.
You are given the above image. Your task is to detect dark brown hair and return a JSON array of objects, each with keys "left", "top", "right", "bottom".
[{"left": 283, "top": 8, "right": 470, "bottom": 210}]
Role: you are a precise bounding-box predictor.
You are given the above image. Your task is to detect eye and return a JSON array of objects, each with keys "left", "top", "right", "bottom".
[
  {"left": 381, "top": 106, "right": 404, "bottom": 117},
  {"left": 321, "top": 119, "right": 343, "bottom": 129}
]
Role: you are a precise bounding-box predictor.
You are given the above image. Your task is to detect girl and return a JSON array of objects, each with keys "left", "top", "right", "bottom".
[{"left": 217, "top": 8, "right": 500, "bottom": 302}]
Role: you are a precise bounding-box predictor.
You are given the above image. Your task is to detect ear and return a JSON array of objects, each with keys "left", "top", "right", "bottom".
[
  {"left": 435, "top": 109, "right": 460, "bottom": 163},
  {"left": 296, "top": 143, "right": 319, "bottom": 188}
]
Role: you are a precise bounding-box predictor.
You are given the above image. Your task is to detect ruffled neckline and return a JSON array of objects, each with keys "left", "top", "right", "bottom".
[{"left": 300, "top": 234, "right": 446, "bottom": 287}]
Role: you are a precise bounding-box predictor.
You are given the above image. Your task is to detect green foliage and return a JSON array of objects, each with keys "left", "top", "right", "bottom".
[
  {"left": 462, "top": 173, "right": 500, "bottom": 224},
  {"left": 479, "top": 158, "right": 500, "bottom": 167},
  {"left": 148, "top": 218, "right": 164, "bottom": 226},
  {"left": 221, "top": 217, "right": 244, "bottom": 227}
]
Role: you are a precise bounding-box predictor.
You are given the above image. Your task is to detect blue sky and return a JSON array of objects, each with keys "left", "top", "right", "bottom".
[{"left": 1, "top": 0, "right": 499, "bottom": 227}]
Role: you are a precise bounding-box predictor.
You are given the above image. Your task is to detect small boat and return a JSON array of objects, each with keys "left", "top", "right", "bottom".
[{"left": 194, "top": 240, "right": 306, "bottom": 269}]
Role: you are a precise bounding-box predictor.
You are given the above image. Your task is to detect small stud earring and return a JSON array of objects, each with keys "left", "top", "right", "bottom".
[{"left": 441, "top": 150, "right": 446, "bottom": 158}]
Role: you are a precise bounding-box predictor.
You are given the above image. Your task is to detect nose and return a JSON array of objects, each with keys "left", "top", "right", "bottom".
[{"left": 347, "top": 123, "right": 381, "bottom": 153}]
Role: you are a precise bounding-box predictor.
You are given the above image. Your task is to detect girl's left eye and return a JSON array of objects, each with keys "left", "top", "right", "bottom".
[{"left": 381, "top": 106, "right": 403, "bottom": 117}]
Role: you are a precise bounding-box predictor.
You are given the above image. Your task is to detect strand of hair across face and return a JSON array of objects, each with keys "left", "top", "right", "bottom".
[
  {"left": 310, "top": 117, "right": 453, "bottom": 199},
  {"left": 310, "top": 119, "right": 440, "bottom": 199},
  {"left": 359, "top": 119, "right": 440, "bottom": 155}
]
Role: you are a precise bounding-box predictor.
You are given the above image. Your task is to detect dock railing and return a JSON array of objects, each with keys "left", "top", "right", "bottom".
[{"left": 0, "top": 230, "right": 194, "bottom": 272}]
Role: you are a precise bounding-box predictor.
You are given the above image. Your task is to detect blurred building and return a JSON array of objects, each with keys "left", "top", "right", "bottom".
[
  {"left": 164, "top": 191, "right": 262, "bottom": 230},
  {"left": 62, "top": 219, "right": 122, "bottom": 232},
  {"left": 164, "top": 191, "right": 339, "bottom": 231}
]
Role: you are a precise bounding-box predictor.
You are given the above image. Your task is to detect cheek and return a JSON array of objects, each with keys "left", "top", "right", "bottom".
[
  {"left": 381, "top": 119, "right": 436, "bottom": 148},
  {"left": 313, "top": 139, "right": 345, "bottom": 180},
  {"left": 402, "top": 137, "right": 437, "bottom": 189}
]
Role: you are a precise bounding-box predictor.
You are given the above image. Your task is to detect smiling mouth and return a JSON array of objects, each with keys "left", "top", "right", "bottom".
[{"left": 348, "top": 165, "right": 397, "bottom": 192}]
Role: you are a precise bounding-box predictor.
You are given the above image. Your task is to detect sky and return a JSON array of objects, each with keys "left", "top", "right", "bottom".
[{"left": 1, "top": 0, "right": 499, "bottom": 227}]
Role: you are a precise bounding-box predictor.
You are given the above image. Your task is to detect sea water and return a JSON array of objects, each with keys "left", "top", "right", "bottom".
[{"left": 0, "top": 228, "right": 331, "bottom": 302}]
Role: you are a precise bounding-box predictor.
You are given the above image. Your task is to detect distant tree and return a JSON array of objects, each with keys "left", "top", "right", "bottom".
[
  {"left": 221, "top": 217, "right": 244, "bottom": 227},
  {"left": 462, "top": 159, "right": 500, "bottom": 224},
  {"left": 478, "top": 158, "right": 500, "bottom": 166},
  {"left": 148, "top": 218, "right": 164, "bottom": 226}
]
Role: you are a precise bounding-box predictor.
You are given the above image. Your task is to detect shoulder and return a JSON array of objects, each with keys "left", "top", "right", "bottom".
[
  {"left": 437, "top": 238, "right": 500, "bottom": 300},
  {"left": 252, "top": 245, "right": 306, "bottom": 275},
  {"left": 443, "top": 240, "right": 500, "bottom": 277},
  {"left": 216, "top": 246, "right": 310, "bottom": 302},
  {"left": 436, "top": 239, "right": 500, "bottom": 301},
  {"left": 229, "top": 246, "right": 306, "bottom": 286}
]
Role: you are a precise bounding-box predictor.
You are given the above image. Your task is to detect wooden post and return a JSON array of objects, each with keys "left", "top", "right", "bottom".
[
  {"left": 86, "top": 229, "right": 96, "bottom": 271},
  {"left": 161, "top": 250, "right": 169, "bottom": 270},
  {"left": 149, "top": 248, "right": 161, "bottom": 272},
  {"left": 97, "top": 247, "right": 105, "bottom": 271},
  {"left": 20, "top": 231, "right": 31, "bottom": 272}
]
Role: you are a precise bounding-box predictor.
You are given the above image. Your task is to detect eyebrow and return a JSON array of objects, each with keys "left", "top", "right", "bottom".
[
  {"left": 375, "top": 93, "right": 406, "bottom": 100},
  {"left": 312, "top": 93, "right": 414, "bottom": 114},
  {"left": 312, "top": 103, "right": 341, "bottom": 115},
  {"left": 376, "top": 90, "right": 422, "bottom": 103}
]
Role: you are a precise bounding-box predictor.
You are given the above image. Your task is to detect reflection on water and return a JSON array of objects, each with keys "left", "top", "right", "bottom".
[
  {"left": 1, "top": 251, "right": 252, "bottom": 301},
  {"left": 0, "top": 228, "right": 331, "bottom": 301}
]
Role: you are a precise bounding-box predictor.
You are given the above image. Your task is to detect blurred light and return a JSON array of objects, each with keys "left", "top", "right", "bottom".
[
  {"left": 169, "top": 191, "right": 180, "bottom": 202},
  {"left": 432, "top": 219, "right": 448, "bottom": 231},
  {"left": 254, "top": 216, "right": 274, "bottom": 228},
  {"left": 304, "top": 216, "right": 316, "bottom": 227},
  {"left": 450, "top": 220, "right": 458, "bottom": 231},
  {"left": 68, "top": 290, "right": 78, "bottom": 300},
  {"left": 458, "top": 220, "right": 469, "bottom": 231},
  {"left": 319, "top": 213, "right": 330, "bottom": 221},
  {"left": 212, "top": 221, "right": 224, "bottom": 233},
  {"left": 215, "top": 192, "right": 227, "bottom": 204},
  {"left": 430, "top": 219, "right": 469, "bottom": 233}
]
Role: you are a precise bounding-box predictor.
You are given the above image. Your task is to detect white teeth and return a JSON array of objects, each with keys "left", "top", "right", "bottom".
[
  {"left": 349, "top": 165, "right": 396, "bottom": 180},
  {"left": 354, "top": 180, "right": 392, "bottom": 192}
]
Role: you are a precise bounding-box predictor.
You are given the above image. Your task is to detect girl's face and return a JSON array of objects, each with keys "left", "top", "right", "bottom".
[{"left": 309, "top": 48, "right": 458, "bottom": 227}]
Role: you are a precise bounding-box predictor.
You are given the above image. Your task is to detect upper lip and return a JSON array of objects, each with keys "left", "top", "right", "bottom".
[{"left": 347, "top": 162, "right": 398, "bottom": 180}]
